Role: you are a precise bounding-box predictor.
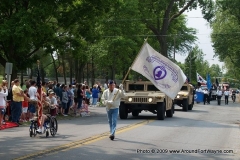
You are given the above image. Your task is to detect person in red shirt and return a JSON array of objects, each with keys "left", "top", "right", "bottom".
[{"left": 21, "top": 89, "right": 30, "bottom": 122}]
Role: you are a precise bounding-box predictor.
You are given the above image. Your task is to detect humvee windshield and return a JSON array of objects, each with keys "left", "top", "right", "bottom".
[
  {"left": 147, "top": 85, "right": 159, "bottom": 91},
  {"left": 181, "top": 86, "right": 188, "bottom": 91},
  {"left": 129, "top": 84, "right": 144, "bottom": 91}
]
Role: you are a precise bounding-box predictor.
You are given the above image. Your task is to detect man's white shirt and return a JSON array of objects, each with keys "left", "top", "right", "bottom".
[
  {"left": 224, "top": 90, "right": 230, "bottom": 96},
  {"left": 101, "top": 88, "right": 125, "bottom": 109},
  {"left": 217, "top": 90, "right": 222, "bottom": 96},
  {"left": 28, "top": 86, "right": 37, "bottom": 100}
]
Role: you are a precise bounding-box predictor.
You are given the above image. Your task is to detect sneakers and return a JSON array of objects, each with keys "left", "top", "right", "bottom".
[
  {"left": 36, "top": 128, "right": 42, "bottom": 133},
  {"left": 63, "top": 114, "right": 68, "bottom": 117},
  {"left": 109, "top": 135, "right": 115, "bottom": 140}
]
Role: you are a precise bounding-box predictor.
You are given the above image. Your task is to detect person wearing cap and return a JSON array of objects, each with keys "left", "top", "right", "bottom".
[
  {"left": 12, "top": 79, "right": 24, "bottom": 125},
  {"left": 101, "top": 80, "right": 125, "bottom": 140}
]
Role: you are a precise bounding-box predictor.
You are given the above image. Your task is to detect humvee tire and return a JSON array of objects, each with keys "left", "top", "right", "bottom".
[
  {"left": 132, "top": 111, "right": 139, "bottom": 117},
  {"left": 182, "top": 99, "right": 188, "bottom": 112},
  {"left": 166, "top": 104, "right": 173, "bottom": 117},
  {"left": 119, "top": 102, "right": 128, "bottom": 119},
  {"left": 157, "top": 102, "right": 165, "bottom": 120}
]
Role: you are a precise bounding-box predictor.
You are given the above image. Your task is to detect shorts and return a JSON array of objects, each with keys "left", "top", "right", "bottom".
[
  {"left": 74, "top": 97, "right": 78, "bottom": 103},
  {"left": 0, "top": 108, "right": 5, "bottom": 115},
  {"left": 61, "top": 102, "right": 67, "bottom": 109},
  {"left": 22, "top": 107, "right": 28, "bottom": 113},
  {"left": 29, "top": 104, "right": 36, "bottom": 113}
]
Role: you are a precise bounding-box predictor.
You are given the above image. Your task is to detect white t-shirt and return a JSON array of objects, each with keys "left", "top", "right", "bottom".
[
  {"left": 217, "top": 90, "right": 222, "bottom": 96},
  {"left": 224, "top": 90, "right": 230, "bottom": 96},
  {"left": 28, "top": 86, "right": 37, "bottom": 100},
  {"left": 104, "top": 83, "right": 108, "bottom": 90},
  {"left": 203, "top": 90, "right": 209, "bottom": 94}
]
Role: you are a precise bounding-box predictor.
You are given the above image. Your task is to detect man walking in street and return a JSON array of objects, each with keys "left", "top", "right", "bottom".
[
  {"left": 101, "top": 80, "right": 125, "bottom": 140},
  {"left": 224, "top": 89, "right": 230, "bottom": 105}
]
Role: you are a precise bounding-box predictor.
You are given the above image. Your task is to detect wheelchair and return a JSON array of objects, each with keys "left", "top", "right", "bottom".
[{"left": 29, "top": 114, "right": 58, "bottom": 137}]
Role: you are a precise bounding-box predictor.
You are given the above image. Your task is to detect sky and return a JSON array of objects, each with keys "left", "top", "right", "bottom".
[{"left": 175, "top": 8, "right": 224, "bottom": 70}]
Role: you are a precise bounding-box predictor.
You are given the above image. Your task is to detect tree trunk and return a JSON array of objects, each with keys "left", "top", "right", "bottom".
[
  {"left": 20, "top": 71, "right": 23, "bottom": 84},
  {"left": 159, "top": 36, "right": 168, "bottom": 57},
  {"left": 91, "top": 55, "right": 94, "bottom": 87},
  {"left": 51, "top": 53, "right": 58, "bottom": 82},
  {"left": 61, "top": 54, "right": 67, "bottom": 84},
  {"left": 41, "top": 66, "right": 45, "bottom": 83},
  {"left": 87, "top": 63, "right": 89, "bottom": 86},
  {"left": 75, "top": 59, "right": 79, "bottom": 83},
  {"left": 69, "top": 58, "right": 73, "bottom": 85}
]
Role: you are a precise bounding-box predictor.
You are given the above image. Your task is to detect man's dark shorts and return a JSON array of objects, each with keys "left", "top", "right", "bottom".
[
  {"left": 28, "top": 104, "right": 36, "bottom": 113},
  {"left": 0, "top": 108, "right": 5, "bottom": 115},
  {"left": 61, "top": 102, "right": 67, "bottom": 109}
]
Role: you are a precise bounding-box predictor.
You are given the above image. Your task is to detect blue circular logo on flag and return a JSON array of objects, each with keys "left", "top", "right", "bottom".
[{"left": 153, "top": 66, "right": 167, "bottom": 80}]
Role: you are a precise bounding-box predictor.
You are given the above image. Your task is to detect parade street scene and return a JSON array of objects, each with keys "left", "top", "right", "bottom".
[{"left": 1, "top": 0, "right": 240, "bottom": 160}]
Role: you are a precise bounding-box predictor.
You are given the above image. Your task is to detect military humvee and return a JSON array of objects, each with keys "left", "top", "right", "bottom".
[
  {"left": 119, "top": 80, "right": 174, "bottom": 120},
  {"left": 174, "top": 83, "right": 194, "bottom": 111}
]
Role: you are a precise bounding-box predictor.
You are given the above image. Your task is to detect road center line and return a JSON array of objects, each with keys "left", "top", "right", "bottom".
[{"left": 14, "top": 119, "right": 155, "bottom": 160}]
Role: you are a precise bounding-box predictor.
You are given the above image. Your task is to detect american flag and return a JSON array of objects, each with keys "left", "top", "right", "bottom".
[{"left": 37, "top": 61, "right": 43, "bottom": 127}]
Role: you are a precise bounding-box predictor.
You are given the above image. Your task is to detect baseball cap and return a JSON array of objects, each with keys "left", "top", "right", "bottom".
[
  {"left": 49, "top": 91, "right": 55, "bottom": 95},
  {"left": 108, "top": 80, "right": 115, "bottom": 84}
]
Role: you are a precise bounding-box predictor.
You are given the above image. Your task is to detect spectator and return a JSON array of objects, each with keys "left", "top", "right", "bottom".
[
  {"left": 6, "top": 81, "right": 14, "bottom": 122},
  {"left": 64, "top": 85, "right": 73, "bottom": 115},
  {"left": 44, "top": 91, "right": 58, "bottom": 116},
  {"left": 0, "top": 83, "right": 8, "bottom": 129},
  {"left": 28, "top": 81, "right": 37, "bottom": 120},
  {"left": 12, "top": 79, "right": 24, "bottom": 125},
  {"left": 97, "top": 82, "right": 102, "bottom": 102},
  {"left": 92, "top": 84, "right": 99, "bottom": 107},
  {"left": 85, "top": 85, "right": 91, "bottom": 106},
  {"left": 54, "top": 83, "right": 61, "bottom": 98},
  {"left": 104, "top": 81, "right": 108, "bottom": 90},
  {"left": 72, "top": 79, "right": 76, "bottom": 85},
  {"left": 42, "top": 82, "right": 47, "bottom": 94},
  {"left": 80, "top": 99, "right": 90, "bottom": 116},
  {"left": 72, "top": 84, "right": 78, "bottom": 114},
  {"left": 61, "top": 85, "right": 68, "bottom": 116},
  {"left": 21, "top": 89, "right": 30, "bottom": 122},
  {"left": 77, "top": 83, "right": 83, "bottom": 113}
]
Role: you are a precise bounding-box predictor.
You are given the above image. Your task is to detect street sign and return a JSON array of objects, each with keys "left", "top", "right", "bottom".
[{"left": 5, "top": 62, "right": 13, "bottom": 74}]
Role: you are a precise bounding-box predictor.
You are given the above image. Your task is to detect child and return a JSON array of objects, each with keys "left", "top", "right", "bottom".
[
  {"left": 21, "top": 89, "right": 30, "bottom": 122},
  {"left": 80, "top": 99, "right": 90, "bottom": 117},
  {"left": 0, "top": 84, "right": 8, "bottom": 129}
]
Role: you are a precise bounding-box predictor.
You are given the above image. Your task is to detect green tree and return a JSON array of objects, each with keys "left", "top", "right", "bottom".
[{"left": 137, "top": 0, "right": 214, "bottom": 58}]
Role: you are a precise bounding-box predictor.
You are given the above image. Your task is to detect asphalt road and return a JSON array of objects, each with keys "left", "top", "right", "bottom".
[{"left": 1, "top": 99, "right": 240, "bottom": 160}]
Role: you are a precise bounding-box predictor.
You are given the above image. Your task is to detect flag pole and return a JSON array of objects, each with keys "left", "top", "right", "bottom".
[
  {"left": 37, "top": 60, "right": 43, "bottom": 127},
  {"left": 112, "top": 38, "right": 148, "bottom": 101}
]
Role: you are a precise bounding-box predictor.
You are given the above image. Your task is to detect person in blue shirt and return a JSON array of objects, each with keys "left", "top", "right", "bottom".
[{"left": 91, "top": 85, "right": 99, "bottom": 107}]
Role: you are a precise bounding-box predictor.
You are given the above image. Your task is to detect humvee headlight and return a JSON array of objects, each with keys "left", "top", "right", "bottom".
[
  {"left": 148, "top": 98, "right": 153, "bottom": 102},
  {"left": 128, "top": 97, "right": 133, "bottom": 102},
  {"left": 177, "top": 95, "right": 180, "bottom": 98}
]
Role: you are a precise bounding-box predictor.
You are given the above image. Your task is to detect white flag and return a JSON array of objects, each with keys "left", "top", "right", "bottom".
[
  {"left": 196, "top": 72, "right": 207, "bottom": 84},
  {"left": 131, "top": 42, "right": 187, "bottom": 99}
]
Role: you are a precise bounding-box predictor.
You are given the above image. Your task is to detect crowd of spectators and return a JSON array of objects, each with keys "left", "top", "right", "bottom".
[{"left": 0, "top": 79, "right": 105, "bottom": 129}]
